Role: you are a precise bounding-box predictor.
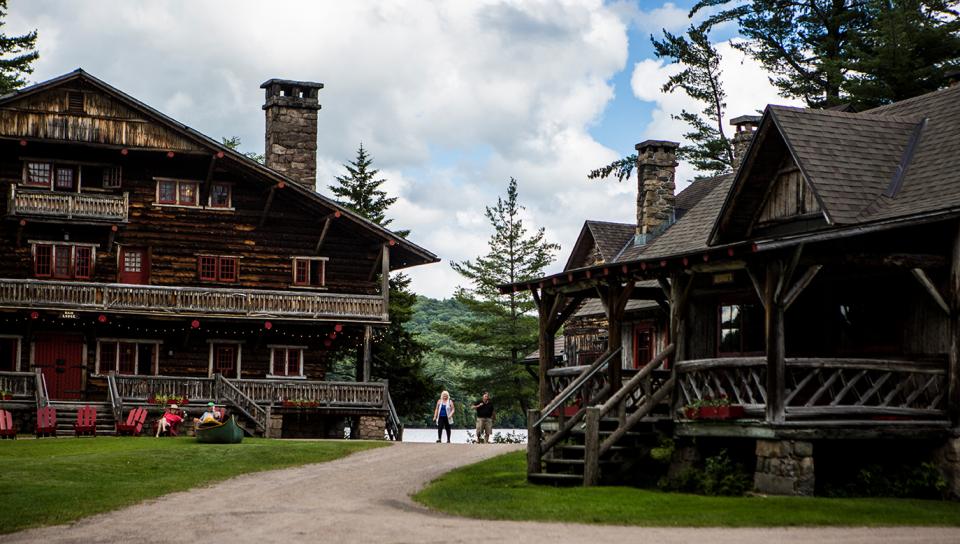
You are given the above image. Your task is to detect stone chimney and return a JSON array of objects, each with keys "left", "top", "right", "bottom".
[
  {"left": 730, "top": 115, "right": 761, "bottom": 171},
  {"left": 634, "top": 140, "right": 679, "bottom": 245},
  {"left": 261, "top": 78, "right": 324, "bottom": 191}
]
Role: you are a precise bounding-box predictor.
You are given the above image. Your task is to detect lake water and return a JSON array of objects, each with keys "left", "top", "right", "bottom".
[{"left": 402, "top": 427, "right": 526, "bottom": 444}]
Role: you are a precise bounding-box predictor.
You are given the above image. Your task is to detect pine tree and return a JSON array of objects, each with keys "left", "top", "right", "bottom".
[
  {"left": 0, "top": 0, "right": 39, "bottom": 95},
  {"left": 221, "top": 136, "right": 265, "bottom": 164},
  {"left": 328, "top": 143, "right": 430, "bottom": 417},
  {"left": 329, "top": 144, "right": 406, "bottom": 236},
  {"left": 441, "top": 178, "right": 560, "bottom": 417}
]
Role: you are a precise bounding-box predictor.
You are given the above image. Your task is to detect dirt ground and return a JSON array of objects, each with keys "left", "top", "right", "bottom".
[{"left": 6, "top": 442, "right": 960, "bottom": 543}]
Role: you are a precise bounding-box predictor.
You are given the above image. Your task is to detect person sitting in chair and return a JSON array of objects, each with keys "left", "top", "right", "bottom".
[
  {"left": 195, "top": 402, "right": 223, "bottom": 426},
  {"left": 156, "top": 404, "right": 183, "bottom": 437}
]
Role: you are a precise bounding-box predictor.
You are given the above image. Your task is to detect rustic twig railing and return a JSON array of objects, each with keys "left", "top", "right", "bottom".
[
  {"left": 228, "top": 379, "right": 386, "bottom": 407},
  {"left": 0, "top": 371, "right": 36, "bottom": 399},
  {"left": 583, "top": 344, "right": 675, "bottom": 485},
  {"left": 8, "top": 185, "right": 128, "bottom": 222},
  {"left": 215, "top": 374, "right": 267, "bottom": 433},
  {"left": 384, "top": 385, "right": 403, "bottom": 441},
  {"left": 114, "top": 375, "right": 216, "bottom": 401},
  {"left": 674, "top": 357, "right": 948, "bottom": 420},
  {"left": 0, "top": 278, "right": 388, "bottom": 321}
]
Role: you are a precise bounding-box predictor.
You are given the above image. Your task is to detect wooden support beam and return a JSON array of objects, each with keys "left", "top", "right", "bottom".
[
  {"left": 949, "top": 221, "right": 960, "bottom": 426},
  {"left": 911, "top": 268, "right": 950, "bottom": 316},
  {"left": 779, "top": 244, "right": 804, "bottom": 300},
  {"left": 764, "top": 260, "right": 786, "bottom": 423},
  {"left": 381, "top": 244, "right": 390, "bottom": 311},
  {"left": 314, "top": 214, "right": 336, "bottom": 253},
  {"left": 689, "top": 259, "right": 747, "bottom": 274},
  {"left": 783, "top": 265, "right": 823, "bottom": 311},
  {"left": 258, "top": 183, "right": 285, "bottom": 228},
  {"left": 368, "top": 245, "right": 385, "bottom": 282},
  {"left": 745, "top": 265, "right": 766, "bottom": 310},
  {"left": 537, "top": 291, "right": 558, "bottom": 408},
  {"left": 361, "top": 325, "right": 373, "bottom": 382},
  {"left": 657, "top": 278, "right": 671, "bottom": 299}
]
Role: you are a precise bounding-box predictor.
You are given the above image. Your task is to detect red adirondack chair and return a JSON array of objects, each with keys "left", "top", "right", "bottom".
[
  {"left": 74, "top": 405, "right": 97, "bottom": 437},
  {"left": 36, "top": 406, "right": 57, "bottom": 438},
  {"left": 116, "top": 407, "right": 147, "bottom": 436},
  {"left": 154, "top": 408, "right": 185, "bottom": 437},
  {"left": 0, "top": 409, "right": 16, "bottom": 439}
]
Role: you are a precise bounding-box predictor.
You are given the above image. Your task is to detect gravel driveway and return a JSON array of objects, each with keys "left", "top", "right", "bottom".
[{"left": 6, "top": 442, "right": 959, "bottom": 543}]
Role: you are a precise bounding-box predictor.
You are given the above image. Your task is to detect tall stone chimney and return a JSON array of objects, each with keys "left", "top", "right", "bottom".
[
  {"left": 730, "top": 115, "right": 761, "bottom": 171},
  {"left": 261, "top": 78, "right": 324, "bottom": 191},
  {"left": 634, "top": 140, "right": 679, "bottom": 245}
]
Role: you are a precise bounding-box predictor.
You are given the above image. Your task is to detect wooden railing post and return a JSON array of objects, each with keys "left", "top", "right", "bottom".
[
  {"left": 526, "top": 409, "right": 542, "bottom": 477},
  {"left": 764, "top": 261, "right": 786, "bottom": 423},
  {"left": 583, "top": 406, "right": 601, "bottom": 486}
]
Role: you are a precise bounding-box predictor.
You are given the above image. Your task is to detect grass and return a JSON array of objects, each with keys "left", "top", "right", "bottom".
[
  {"left": 0, "top": 437, "right": 385, "bottom": 534},
  {"left": 413, "top": 451, "right": 960, "bottom": 527}
]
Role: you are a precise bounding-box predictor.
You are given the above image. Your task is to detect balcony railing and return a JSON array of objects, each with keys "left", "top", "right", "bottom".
[
  {"left": 0, "top": 278, "right": 388, "bottom": 321},
  {"left": 8, "top": 185, "right": 129, "bottom": 222},
  {"left": 674, "top": 357, "right": 948, "bottom": 421}
]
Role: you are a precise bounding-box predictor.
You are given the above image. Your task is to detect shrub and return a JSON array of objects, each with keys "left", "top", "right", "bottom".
[{"left": 659, "top": 449, "right": 751, "bottom": 496}]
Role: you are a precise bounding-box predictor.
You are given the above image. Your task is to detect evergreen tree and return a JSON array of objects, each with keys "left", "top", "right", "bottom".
[
  {"left": 329, "top": 143, "right": 431, "bottom": 417},
  {"left": 0, "top": 0, "right": 39, "bottom": 95},
  {"left": 440, "top": 178, "right": 560, "bottom": 417},
  {"left": 221, "top": 136, "right": 265, "bottom": 164},
  {"left": 329, "top": 144, "right": 406, "bottom": 236}
]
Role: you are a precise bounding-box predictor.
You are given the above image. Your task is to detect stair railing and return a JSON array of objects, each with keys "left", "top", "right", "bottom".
[
  {"left": 383, "top": 383, "right": 403, "bottom": 441},
  {"left": 106, "top": 372, "right": 124, "bottom": 424},
  {"left": 214, "top": 374, "right": 268, "bottom": 434},
  {"left": 583, "top": 343, "right": 675, "bottom": 485},
  {"left": 527, "top": 347, "right": 620, "bottom": 475},
  {"left": 33, "top": 370, "right": 49, "bottom": 408}
]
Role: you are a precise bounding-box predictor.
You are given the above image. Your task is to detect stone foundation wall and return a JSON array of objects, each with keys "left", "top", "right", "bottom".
[
  {"left": 357, "top": 415, "right": 385, "bottom": 440},
  {"left": 754, "top": 439, "right": 814, "bottom": 496},
  {"left": 933, "top": 437, "right": 960, "bottom": 499}
]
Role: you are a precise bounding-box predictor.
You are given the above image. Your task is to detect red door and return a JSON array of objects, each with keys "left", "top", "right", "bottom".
[
  {"left": 633, "top": 325, "right": 654, "bottom": 369},
  {"left": 33, "top": 334, "right": 85, "bottom": 400},
  {"left": 118, "top": 247, "right": 149, "bottom": 284}
]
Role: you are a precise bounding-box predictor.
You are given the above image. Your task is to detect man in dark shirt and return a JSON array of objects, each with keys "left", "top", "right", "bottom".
[{"left": 472, "top": 392, "right": 494, "bottom": 443}]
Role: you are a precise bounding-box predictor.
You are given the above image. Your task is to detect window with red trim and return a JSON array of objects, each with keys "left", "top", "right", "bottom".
[
  {"left": 74, "top": 247, "right": 93, "bottom": 279},
  {"left": 118, "top": 342, "right": 137, "bottom": 374},
  {"left": 34, "top": 245, "right": 52, "bottom": 277},
  {"left": 214, "top": 345, "right": 237, "bottom": 377},
  {"left": 53, "top": 245, "right": 72, "bottom": 278},
  {"left": 198, "top": 255, "right": 238, "bottom": 282},
  {"left": 178, "top": 182, "right": 198, "bottom": 206},
  {"left": 291, "top": 258, "right": 326, "bottom": 287},
  {"left": 54, "top": 166, "right": 76, "bottom": 191},
  {"left": 24, "top": 162, "right": 52, "bottom": 187},
  {"left": 209, "top": 183, "right": 231, "bottom": 208},
  {"left": 294, "top": 259, "right": 310, "bottom": 285},
  {"left": 271, "top": 348, "right": 303, "bottom": 377},
  {"left": 156, "top": 180, "right": 200, "bottom": 206},
  {"left": 158, "top": 181, "right": 177, "bottom": 204}
]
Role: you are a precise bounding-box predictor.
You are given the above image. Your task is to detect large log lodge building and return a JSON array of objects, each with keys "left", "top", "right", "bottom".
[
  {"left": 0, "top": 69, "right": 437, "bottom": 439},
  {"left": 510, "top": 77, "right": 960, "bottom": 496}
]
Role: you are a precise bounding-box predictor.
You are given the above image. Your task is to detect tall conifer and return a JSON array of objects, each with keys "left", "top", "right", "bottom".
[{"left": 0, "top": 0, "right": 39, "bottom": 94}]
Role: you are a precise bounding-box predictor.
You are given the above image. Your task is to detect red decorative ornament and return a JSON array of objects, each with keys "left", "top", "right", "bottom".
[
  {"left": 166, "top": 151, "right": 175, "bottom": 158},
  {"left": 216, "top": 151, "right": 224, "bottom": 159},
  {"left": 30, "top": 311, "right": 39, "bottom": 320},
  {"left": 264, "top": 321, "right": 273, "bottom": 330},
  {"left": 121, "top": 148, "right": 129, "bottom": 155},
  {"left": 323, "top": 339, "right": 332, "bottom": 347},
  {"left": 328, "top": 332, "right": 337, "bottom": 339},
  {"left": 334, "top": 323, "right": 343, "bottom": 332},
  {"left": 191, "top": 319, "right": 201, "bottom": 329},
  {"left": 19, "top": 139, "right": 27, "bottom": 147},
  {"left": 97, "top": 314, "right": 108, "bottom": 324}
]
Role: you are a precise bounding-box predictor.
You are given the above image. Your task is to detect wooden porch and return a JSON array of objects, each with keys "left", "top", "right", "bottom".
[
  {"left": 7, "top": 185, "right": 129, "bottom": 222},
  {"left": 0, "top": 370, "right": 402, "bottom": 440},
  {"left": 0, "top": 278, "right": 388, "bottom": 322}
]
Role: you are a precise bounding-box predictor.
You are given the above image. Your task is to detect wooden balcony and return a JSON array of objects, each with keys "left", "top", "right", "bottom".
[
  {"left": 0, "top": 278, "right": 388, "bottom": 322},
  {"left": 7, "top": 185, "right": 128, "bottom": 222}
]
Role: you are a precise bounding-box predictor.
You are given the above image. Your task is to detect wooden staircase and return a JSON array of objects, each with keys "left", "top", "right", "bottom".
[
  {"left": 528, "top": 344, "right": 676, "bottom": 486},
  {"left": 48, "top": 401, "right": 117, "bottom": 437}
]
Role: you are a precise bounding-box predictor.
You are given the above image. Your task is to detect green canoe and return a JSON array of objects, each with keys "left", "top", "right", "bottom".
[{"left": 195, "top": 416, "right": 244, "bottom": 444}]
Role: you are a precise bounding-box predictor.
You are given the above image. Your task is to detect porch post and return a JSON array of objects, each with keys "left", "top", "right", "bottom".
[
  {"left": 949, "top": 221, "right": 960, "bottom": 426},
  {"left": 361, "top": 325, "right": 373, "bottom": 382},
  {"left": 534, "top": 289, "right": 555, "bottom": 408},
  {"left": 764, "top": 260, "right": 786, "bottom": 423},
  {"left": 603, "top": 283, "right": 624, "bottom": 394},
  {"left": 669, "top": 273, "right": 691, "bottom": 363}
]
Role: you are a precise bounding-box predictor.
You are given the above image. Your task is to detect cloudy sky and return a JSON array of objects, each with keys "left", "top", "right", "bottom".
[{"left": 6, "top": 1, "right": 800, "bottom": 299}]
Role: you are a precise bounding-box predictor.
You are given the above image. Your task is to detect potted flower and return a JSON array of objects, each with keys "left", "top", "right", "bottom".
[
  {"left": 682, "top": 400, "right": 700, "bottom": 420},
  {"left": 699, "top": 396, "right": 719, "bottom": 419},
  {"left": 1, "top": 390, "right": 12, "bottom": 401}
]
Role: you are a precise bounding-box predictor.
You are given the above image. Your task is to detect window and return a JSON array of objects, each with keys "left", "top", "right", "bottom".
[
  {"left": 156, "top": 179, "right": 200, "bottom": 207},
  {"left": 291, "top": 257, "right": 327, "bottom": 287},
  {"left": 209, "top": 182, "right": 232, "bottom": 208},
  {"left": 54, "top": 166, "right": 76, "bottom": 191},
  {"left": 24, "top": 162, "right": 52, "bottom": 187},
  {"left": 209, "top": 343, "right": 241, "bottom": 378},
  {"left": 102, "top": 166, "right": 122, "bottom": 189},
  {"left": 717, "top": 303, "right": 764, "bottom": 356},
  {"left": 270, "top": 347, "right": 304, "bottom": 377},
  {"left": 123, "top": 250, "right": 142, "bottom": 273},
  {"left": 32, "top": 243, "right": 97, "bottom": 280},
  {"left": 96, "top": 340, "right": 159, "bottom": 376},
  {"left": 0, "top": 337, "right": 20, "bottom": 372},
  {"left": 198, "top": 255, "right": 238, "bottom": 282}
]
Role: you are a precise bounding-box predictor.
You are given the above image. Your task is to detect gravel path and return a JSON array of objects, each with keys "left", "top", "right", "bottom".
[{"left": 6, "top": 442, "right": 960, "bottom": 543}]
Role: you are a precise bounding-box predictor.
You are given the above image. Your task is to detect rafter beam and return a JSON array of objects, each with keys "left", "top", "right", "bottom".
[
  {"left": 258, "top": 182, "right": 285, "bottom": 228},
  {"left": 911, "top": 268, "right": 950, "bottom": 316},
  {"left": 783, "top": 265, "right": 822, "bottom": 310}
]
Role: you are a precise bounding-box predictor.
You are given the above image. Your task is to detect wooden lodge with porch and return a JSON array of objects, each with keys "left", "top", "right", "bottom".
[
  {"left": 506, "top": 80, "right": 960, "bottom": 496},
  {"left": 0, "top": 69, "right": 437, "bottom": 439}
]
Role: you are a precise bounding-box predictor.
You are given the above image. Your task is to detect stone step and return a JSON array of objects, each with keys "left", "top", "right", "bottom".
[{"left": 527, "top": 472, "right": 583, "bottom": 486}]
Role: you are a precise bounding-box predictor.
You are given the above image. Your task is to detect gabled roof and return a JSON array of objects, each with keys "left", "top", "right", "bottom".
[
  {"left": 0, "top": 69, "right": 439, "bottom": 270},
  {"left": 563, "top": 221, "right": 636, "bottom": 271}
]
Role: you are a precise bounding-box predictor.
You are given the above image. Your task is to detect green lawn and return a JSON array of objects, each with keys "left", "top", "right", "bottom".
[
  {"left": 0, "top": 437, "right": 385, "bottom": 534},
  {"left": 413, "top": 451, "right": 960, "bottom": 527}
]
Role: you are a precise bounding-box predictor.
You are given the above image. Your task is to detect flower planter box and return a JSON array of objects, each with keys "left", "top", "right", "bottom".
[
  {"left": 683, "top": 406, "right": 699, "bottom": 420},
  {"left": 1, "top": 394, "right": 12, "bottom": 401}
]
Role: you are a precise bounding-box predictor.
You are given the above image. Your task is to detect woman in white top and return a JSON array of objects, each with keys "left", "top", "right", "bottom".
[{"left": 433, "top": 390, "right": 455, "bottom": 443}]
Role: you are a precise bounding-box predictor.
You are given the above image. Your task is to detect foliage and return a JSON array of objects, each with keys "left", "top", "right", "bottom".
[
  {"left": 587, "top": 154, "right": 638, "bottom": 183},
  {"left": 328, "top": 143, "right": 405, "bottom": 235},
  {"left": 0, "top": 437, "right": 384, "bottom": 534},
  {"left": 442, "top": 178, "right": 559, "bottom": 418},
  {"left": 691, "top": 0, "right": 960, "bottom": 108},
  {"left": 658, "top": 449, "right": 752, "bottom": 496},
  {"left": 221, "top": 136, "right": 265, "bottom": 164},
  {"left": 0, "top": 0, "right": 38, "bottom": 95},
  {"left": 327, "top": 143, "right": 432, "bottom": 419},
  {"left": 822, "top": 461, "right": 948, "bottom": 499},
  {"left": 465, "top": 430, "right": 527, "bottom": 444},
  {"left": 652, "top": 23, "right": 734, "bottom": 176},
  {"left": 414, "top": 451, "right": 960, "bottom": 526}
]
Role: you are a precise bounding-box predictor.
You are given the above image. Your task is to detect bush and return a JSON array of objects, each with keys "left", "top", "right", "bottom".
[
  {"left": 659, "top": 449, "right": 751, "bottom": 496},
  {"left": 822, "top": 461, "right": 948, "bottom": 499}
]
